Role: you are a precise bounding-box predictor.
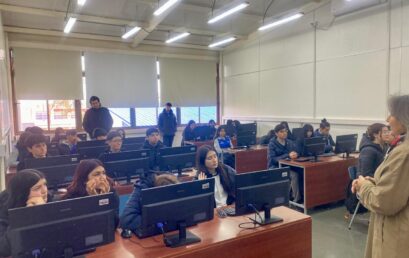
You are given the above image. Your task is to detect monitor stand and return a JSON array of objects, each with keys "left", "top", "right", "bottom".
[
  {"left": 341, "top": 152, "right": 352, "bottom": 159},
  {"left": 163, "top": 222, "right": 201, "bottom": 248},
  {"left": 310, "top": 155, "right": 321, "bottom": 163},
  {"left": 249, "top": 205, "right": 283, "bottom": 226}
]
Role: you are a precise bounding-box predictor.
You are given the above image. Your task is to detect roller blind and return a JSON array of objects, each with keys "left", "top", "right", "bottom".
[
  {"left": 13, "top": 48, "right": 82, "bottom": 100},
  {"left": 159, "top": 58, "right": 217, "bottom": 106},
  {"left": 84, "top": 52, "right": 158, "bottom": 108}
]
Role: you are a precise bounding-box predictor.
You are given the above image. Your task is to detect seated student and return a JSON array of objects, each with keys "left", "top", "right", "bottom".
[
  {"left": 0, "top": 169, "right": 49, "bottom": 257},
  {"left": 208, "top": 119, "right": 217, "bottom": 139},
  {"left": 268, "top": 123, "right": 301, "bottom": 202},
  {"left": 51, "top": 127, "right": 65, "bottom": 143},
  {"left": 214, "top": 125, "right": 235, "bottom": 168},
  {"left": 105, "top": 131, "right": 123, "bottom": 154},
  {"left": 142, "top": 128, "right": 164, "bottom": 169},
  {"left": 62, "top": 159, "right": 119, "bottom": 227},
  {"left": 280, "top": 121, "right": 295, "bottom": 141},
  {"left": 259, "top": 129, "right": 275, "bottom": 145},
  {"left": 314, "top": 118, "right": 335, "bottom": 153},
  {"left": 15, "top": 131, "right": 32, "bottom": 162},
  {"left": 120, "top": 173, "right": 178, "bottom": 233},
  {"left": 17, "top": 134, "right": 48, "bottom": 171},
  {"left": 181, "top": 120, "right": 196, "bottom": 145},
  {"left": 225, "top": 119, "right": 236, "bottom": 138},
  {"left": 196, "top": 145, "right": 236, "bottom": 208},
  {"left": 63, "top": 129, "right": 80, "bottom": 154},
  {"left": 92, "top": 128, "right": 108, "bottom": 141},
  {"left": 116, "top": 128, "right": 126, "bottom": 139},
  {"left": 296, "top": 124, "right": 314, "bottom": 156},
  {"left": 345, "top": 123, "right": 388, "bottom": 216}
]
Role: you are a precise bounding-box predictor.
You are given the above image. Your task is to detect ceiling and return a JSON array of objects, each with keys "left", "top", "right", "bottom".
[{"left": 0, "top": 0, "right": 323, "bottom": 51}]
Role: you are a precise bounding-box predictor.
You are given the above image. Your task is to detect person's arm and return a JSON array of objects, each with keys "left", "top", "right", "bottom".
[
  {"left": 105, "top": 108, "right": 114, "bottom": 132},
  {"left": 157, "top": 114, "right": 164, "bottom": 132},
  {"left": 173, "top": 114, "right": 177, "bottom": 133},
  {"left": 119, "top": 187, "right": 142, "bottom": 232},
  {"left": 214, "top": 139, "right": 222, "bottom": 154},
  {"left": 358, "top": 147, "right": 409, "bottom": 216},
  {"left": 358, "top": 147, "right": 377, "bottom": 177},
  {"left": 268, "top": 142, "right": 288, "bottom": 168},
  {"left": 82, "top": 110, "right": 92, "bottom": 135}
]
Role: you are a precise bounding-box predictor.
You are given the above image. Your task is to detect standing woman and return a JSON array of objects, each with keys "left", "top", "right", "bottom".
[
  {"left": 196, "top": 145, "right": 236, "bottom": 208},
  {"left": 352, "top": 95, "right": 409, "bottom": 258},
  {"left": 63, "top": 159, "right": 119, "bottom": 227},
  {"left": 0, "top": 170, "right": 49, "bottom": 257}
]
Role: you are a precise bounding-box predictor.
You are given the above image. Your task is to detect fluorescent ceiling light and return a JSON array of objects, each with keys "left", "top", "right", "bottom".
[
  {"left": 64, "top": 17, "right": 77, "bottom": 34},
  {"left": 208, "top": 2, "right": 249, "bottom": 24},
  {"left": 154, "top": 0, "right": 180, "bottom": 16},
  {"left": 209, "top": 37, "right": 236, "bottom": 48},
  {"left": 166, "top": 32, "right": 190, "bottom": 43},
  {"left": 122, "top": 26, "right": 141, "bottom": 39},
  {"left": 77, "top": 0, "right": 86, "bottom": 6},
  {"left": 258, "top": 13, "right": 304, "bottom": 31}
]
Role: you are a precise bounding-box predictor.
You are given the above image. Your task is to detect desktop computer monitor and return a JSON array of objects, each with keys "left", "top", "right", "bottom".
[
  {"left": 25, "top": 155, "right": 80, "bottom": 169},
  {"left": 123, "top": 136, "right": 146, "bottom": 145},
  {"left": 78, "top": 146, "right": 107, "bottom": 159},
  {"left": 235, "top": 167, "right": 290, "bottom": 225},
  {"left": 121, "top": 143, "right": 145, "bottom": 151},
  {"left": 36, "top": 163, "right": 78, "bottom": 190},
  {"left": 104, "top": 157, "right": 150, "bottom": 183},
  {"left": 193, "top": 126, "right": 213, "bottom": 141},
  {"left": 138, "top": 178, "right": 215, "bottom": 248},
  {"left": 99, "top": 150, "right": 150, "bottom": 162},
  {"left": 157, "top": 146, "right": 197, "bottom": 156},
  {"left": 158, "top": 152, "right": 196, "bottom": 176},
  {"left": 9, "top": 193, "right": 116, "bottom": 258},
  {"left": 303, "top": 136, "right": 327, "bottom": 162},
  {"left": 236, "top": 123, "right": 257, "bottom": 148},
  {"left": 335, "top": 134, "right": 358, "bottom": 158},
  {"left": 77, "top": 140, "right": 106, "bottom": 148},
  {"left": 77, "top": 132, "right": 87, "bottom": 141}
]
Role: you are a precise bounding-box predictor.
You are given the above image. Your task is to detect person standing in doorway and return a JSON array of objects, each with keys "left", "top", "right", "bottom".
[
  {"left": 82, "top": 96, "right": 113, "bottom": 139},
  {"left": 158, "top": 102, "right": 177, "bottom": 147}
]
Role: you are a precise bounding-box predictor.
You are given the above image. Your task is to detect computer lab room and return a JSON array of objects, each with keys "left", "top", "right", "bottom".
[{"left": 0, "top": 0, "right": 408, "bottom": 257}]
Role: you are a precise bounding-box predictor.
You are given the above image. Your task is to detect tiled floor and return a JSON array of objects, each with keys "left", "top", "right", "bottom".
[{"left": 309, "top": 203, "right": 369, "bottom": 258}]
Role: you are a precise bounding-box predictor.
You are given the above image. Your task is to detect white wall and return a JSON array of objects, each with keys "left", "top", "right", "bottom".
[{"left": 222, "top": 0, "right": 409, "bottom": 138}]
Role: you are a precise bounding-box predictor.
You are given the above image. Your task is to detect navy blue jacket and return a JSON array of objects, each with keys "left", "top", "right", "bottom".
[
  {"left": 268, "top": 138, "right": 298, "bottom": 168},
  {"left": 314, "top": 129, "right": 335, "bottom": 153},
  {"left": 158, "top": 109, "right": 177, "bottom": 136},
  {"left": 120, "top": 174, "right": 156, "bottom": 231},
  {"left": 182, "top": 127, "right": 195, "bottom": 145},
  {"left": 82, "top": 107, "right": 113, "bottom": 136},
  {"left": 357, "top": 135, "right": 385, "bottom": 177}
]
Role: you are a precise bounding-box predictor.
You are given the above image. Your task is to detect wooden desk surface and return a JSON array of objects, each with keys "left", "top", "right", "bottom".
[
  {"left": 279, "top": 154, "right": 358, "bottom": 168},
  {"left": 87, "top": 206, "right": 311, "bottom": 258}
]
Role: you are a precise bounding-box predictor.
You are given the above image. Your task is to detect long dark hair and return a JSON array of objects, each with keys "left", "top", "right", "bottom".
[
  {"left": 320, "top": 118, "right": 331, "bottom": 129},
  {"left": 185, "top": 120, "right": 196, "bottom": 131},
  {"left": 2, "top": 169, "right": 45, "bottom": 209},
  {"left": 367, "top": 123, "right": 386, "bottom": 141},
  {"left": 195, "top": 145, "right": 234, "bottom": 195},
  {"left": 63, "top": 159, "right": 114, "bottom": 199},
  {"left": 215, "top": 125, "right": 227, "bottom": 139}
]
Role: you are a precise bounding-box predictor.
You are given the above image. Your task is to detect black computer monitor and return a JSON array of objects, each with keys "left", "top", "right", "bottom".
[
  {"left": 36, "top": 163, "right": 78, "bottom": 190},
  {"left": 99, "top": 150, "right": 150, "bottom": 162},
  {"left": 193, "top": 126, "right": 213, "bottom": 141},
  {"left": 292, "top": 128, "right": 304, "bottom": 141},
  {"left": 25, "top": 154, "right": 80, "bottom": 169},
  {"left": 77, "top": 140, "right": 106, "bottom": 148},
  {"left": 303, "top": 136, "right": 327, "bottom": 162},
  {"left": 77, "top": 132, "right": 87, "bottom": 141},
  {"left": 123, "top": 136, "right": 145, "bottom": 145},
  {"left": 335, "top": 134, "right": 358, "bottom": 158},
  {"left": 157, "top": 146, "right": 197, "bottom": 156},
  {"left": 236, "top": 123, "right": 257, "bottom": 148},
  {"left": 138, "top": 178, "right": 215, "bottom": 248},
  {"left": 46, "top": 142, "right": 61, "bottom": 156},
  {"left": 104, "top": 157, "right": 150, "bottom": 183},
  {"left": 158, "top": 153, "right": 196, "bottom": 177},
  {"left": 9, "top": 193, "right": 116, "bottom": 258},
  {"left": 121, "top": 143, "right": 145, "bottom": 151},
  {"left": 78, "top": 146, "right": 107, "bottom": 159},
  {"left": 235, "top": 168, "right": 290, "bottom": 226}
]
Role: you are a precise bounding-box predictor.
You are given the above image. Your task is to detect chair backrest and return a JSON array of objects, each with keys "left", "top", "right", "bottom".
[{"left": 348, "top": 166, "right": 358, "bottom": 180}]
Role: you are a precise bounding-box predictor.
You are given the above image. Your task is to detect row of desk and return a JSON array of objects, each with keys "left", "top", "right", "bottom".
[{"left": 88, "top": 206, "right": 312, "bottom": 258}]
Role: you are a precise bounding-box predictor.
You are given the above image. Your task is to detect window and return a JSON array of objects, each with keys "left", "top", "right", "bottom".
[
  {"left": 18, "top": 100, "right": 48, "bottom": 131},
  {"left": 109, "top": 108, "right": 131, "bottom": 128},
  {"left": 180, "top": 107, "right": 199, "bottom": 124},
  {"left": 200, "top": 106, "right": 217, "bottom": 123},
  {"left": 180, "top": 106, "right": 217, "bottom": 124},
  {"left": 135, "top": 108, "right": 157, "bottom": 127},
  {"left": 48, "top": 100, "right": 76, "bottom": 129}
]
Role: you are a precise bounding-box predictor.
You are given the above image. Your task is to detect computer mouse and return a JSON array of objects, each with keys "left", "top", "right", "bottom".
[{"left": 121, "top": 229, "right": 132, "bottom": 239}]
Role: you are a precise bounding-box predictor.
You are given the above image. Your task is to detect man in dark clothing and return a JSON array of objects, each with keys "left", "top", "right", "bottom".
[
  {"left": 157, "top": 102, "right": 177, "bottom": 147},
  {"left": 268, "top": 124, "right": 301, "bottom": 202},
  {"left": 142, "top": 127, "right": 164, "bottom": 169},
  {"left": 82, "top": 96, "right": 113, "bottom": 139}
]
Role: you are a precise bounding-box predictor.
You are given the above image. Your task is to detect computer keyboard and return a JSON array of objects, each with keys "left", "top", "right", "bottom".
[{"left": 223, "top": 207, "right": 236, "bottom": 216}]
